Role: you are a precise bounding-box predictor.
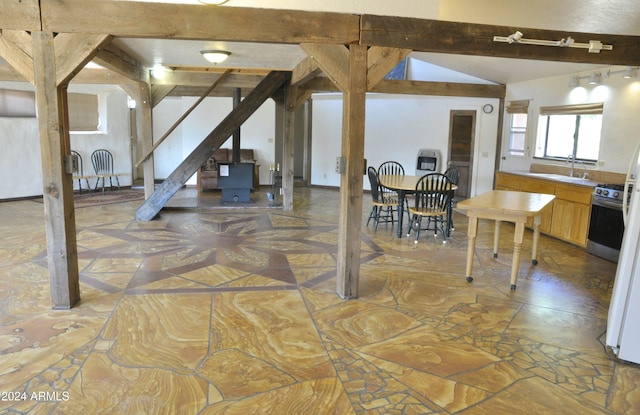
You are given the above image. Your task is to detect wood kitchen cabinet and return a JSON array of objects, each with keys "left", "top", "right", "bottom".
[{"left": 494, "top": 172, "right": 593, "bottom": 247}]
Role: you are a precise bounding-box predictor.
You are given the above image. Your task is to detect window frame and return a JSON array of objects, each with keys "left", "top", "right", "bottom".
[
  {"left": 535, "top": 103, "right": 603, "bottom": 163},
  {"left": 505, "top": 100, "right": 530, "bottom": 158}
]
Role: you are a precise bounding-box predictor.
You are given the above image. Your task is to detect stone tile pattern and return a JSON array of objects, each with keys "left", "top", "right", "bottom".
[{"left": 0, "top": 187, "right": 638, "bottom": 414}]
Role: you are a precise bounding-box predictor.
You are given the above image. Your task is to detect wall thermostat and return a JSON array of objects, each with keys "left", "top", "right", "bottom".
[{"left": 482, "top": 104, "right": 494, "bottom": 114}]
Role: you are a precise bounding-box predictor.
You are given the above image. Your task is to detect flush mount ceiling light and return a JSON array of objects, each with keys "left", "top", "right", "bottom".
[
  {"left": 200, "top": 50, "right": 231, "bottom": 64},
  {"left": 199, "top": 0, "right": 229, "bottom": 4},
  {"left": 494, "top": 31, "right": 613, "bottom": 53}
]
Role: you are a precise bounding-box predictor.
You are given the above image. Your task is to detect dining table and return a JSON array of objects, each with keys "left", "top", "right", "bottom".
[
  {"left": 378, "top": 174, "right": 457, "bottom": 238},
  {"left": 456, "top": 190, "right": 556, "bottom": 290}
]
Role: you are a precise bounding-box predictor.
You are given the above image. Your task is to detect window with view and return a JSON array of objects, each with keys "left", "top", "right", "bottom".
[
  {"left": 508, "top": 113, "right": 527, "bottom": 156},
  {"left": 505, "top": 100, "right": 530, "bottom": 157},
  {"left": 534, "top": 103, "right": 603, "bottom": 162}
]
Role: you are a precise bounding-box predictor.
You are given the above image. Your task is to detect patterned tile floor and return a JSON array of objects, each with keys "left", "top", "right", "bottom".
[{"left": 1, "top": 186, "right": 639, "bottom": 414}]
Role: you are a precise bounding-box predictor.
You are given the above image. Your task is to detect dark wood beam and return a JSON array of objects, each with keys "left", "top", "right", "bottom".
[
  {"left": 336, "top": 44, "right": 367, "bottom": 299},
  {"left": 371, "top": 79, "right": 506, "bottom": 98},
  {"left": 367, "top": 46, "right": 411, "bottom": 89},
  {"left": 305, "top": 77, "right": 506, "bottom": 98},
  {"left": 32, "top": 31, "right": 80, "bottom": 309},
  {"left": 361, "top": 15, "right": 640, "bottom": 66},
  {"left": 291, "top": 57, "right": 322, "bottom": 86},
  {"left": 40, "top": 1, "right": 360, "bottom": 45},
  {"left": 300, "top": 43, "right": 350, "bottom": 92},
  {"left": 135, "top": 71, "right": 291, "bottom": 221}
]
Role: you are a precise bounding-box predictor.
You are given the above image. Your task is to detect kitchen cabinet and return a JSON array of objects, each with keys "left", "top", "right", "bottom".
[{"left": 494, "top": 172, "right": 593, "bottom": 247}]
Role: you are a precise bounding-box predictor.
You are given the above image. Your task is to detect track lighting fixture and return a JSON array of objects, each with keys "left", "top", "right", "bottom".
[
  {"left": 568, "top": 67, "right": 638, "bottom": 88},
  {"left": 494, "top": 31, "right": 613, "bottom": 53}
]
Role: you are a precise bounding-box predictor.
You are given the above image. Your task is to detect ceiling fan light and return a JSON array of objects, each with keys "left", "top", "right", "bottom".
[{"left": 200, "top": 50, "right": 231, "bottom": 64}]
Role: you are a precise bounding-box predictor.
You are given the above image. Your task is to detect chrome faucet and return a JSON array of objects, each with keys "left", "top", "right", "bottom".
[
  {"left": 567, "top": 154, "right": 575, "bottom": 177},
  {"left": 567, "top": 154, "right": 588, "bottom": 179}
]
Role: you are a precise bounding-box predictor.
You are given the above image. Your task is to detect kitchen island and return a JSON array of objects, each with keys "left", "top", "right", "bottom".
[{"left": 457, "top": 190, "right": 556, "bottom": 290}]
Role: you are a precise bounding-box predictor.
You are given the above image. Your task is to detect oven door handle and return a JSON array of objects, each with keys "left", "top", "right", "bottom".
[{"left": 592, "top": 197, "right": 623, "bottom": 210}]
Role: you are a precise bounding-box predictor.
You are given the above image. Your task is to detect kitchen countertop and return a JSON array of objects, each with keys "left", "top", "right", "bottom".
[{"left": 499, "top": 170, "right": 599, "bottom": 187}]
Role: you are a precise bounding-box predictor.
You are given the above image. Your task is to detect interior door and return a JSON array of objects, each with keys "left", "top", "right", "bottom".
[{"left": 447, "top": 110, "right": 476, "bottom": 198}]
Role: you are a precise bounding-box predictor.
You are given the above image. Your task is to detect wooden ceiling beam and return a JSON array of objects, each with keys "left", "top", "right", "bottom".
[
  {"left": 300, "top": 43, "right": 350, "bottom": 92},
  {"left": 54, "top": 33, "right": 111, "bottom": 86},
  {"left": 0, "top": 30, "right": 35, "bottom": 83},
  {"left": 305, "top": 76, "right": 505, "bottom": 98},
  {"left": 151, "top": 84, "right": 176, "bottom": 107},
  {"left": 291, "top": 57, "right": 322, "bottom": 87},
  {"left": 92, "top": 41, "right": 147, "bottom": 82},
  {"left": 155, "top": 71, "right": 265, "bottom": 89},
  {"left": 0, "top": 64, "right": 26, "bottom": 81},
  {"left": 40, "top": 1, "right": 360, "bottom": 45},
  {"left": 367, "top": 47, "right": 411, "bottom": 89},
  {"left": 0, "top": 0, "right": 41, "bottom": 31},
  {"left": 361, "top": 15, "right": 640, "bottom": 66}
]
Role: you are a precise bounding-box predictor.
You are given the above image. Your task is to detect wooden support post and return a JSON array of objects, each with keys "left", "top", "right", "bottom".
[
  {"left": 32, "top": 31, "right": 80, "bottom": 309},
  {"left": 336, "top": 44, "right": 367, "bottom": 299},
  {"left": 122, "top": 81, "right": 155, "bottom": 199},
  {"left": 282, "top": 84, "right": 297, "bottom": 211}
]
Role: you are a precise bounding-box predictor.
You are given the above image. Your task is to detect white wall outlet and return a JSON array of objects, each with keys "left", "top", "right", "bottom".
[{"left": 335, "top": 156, "right": 346, "bottom": 174}]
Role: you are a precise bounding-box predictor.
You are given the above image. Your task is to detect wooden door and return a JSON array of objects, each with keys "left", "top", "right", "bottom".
[{"left": 447, "top": 110, "right": 476, "bottom": 198}]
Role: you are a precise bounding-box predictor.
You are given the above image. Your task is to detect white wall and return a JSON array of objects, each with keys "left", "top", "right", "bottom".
[
  {"left": 311, "top": 93, "right": 500, "bottom": 197},
  {"left": 502, "top": 67, "right": 640, "bottom": 174},
  {"left": 0, "top": 83, "right": 131, "bottom": 199},
  {"left": 152, "top": 96, "right": 276, "bottom": 186}
]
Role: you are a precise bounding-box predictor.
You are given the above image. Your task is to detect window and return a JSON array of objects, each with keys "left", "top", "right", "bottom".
[
  {"left": 68, "top": 93, "right": 99, "bottom": 132},
  {"left": 0, "top": 89, "right": 36, "bottom": 117},
  {"left": 508, "top": 113, "right": 527, "bottom": 156},
  {"left": 505, "top": 100, "right": 529, "bottom": 157},
  {"left": 535, "top": 103, "right": 603, "bottom": 162}
]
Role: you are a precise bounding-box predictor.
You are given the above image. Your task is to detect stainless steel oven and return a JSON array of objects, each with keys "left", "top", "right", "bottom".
[{"left": 587, "top": 184, "right": 628, "bottom": 262}]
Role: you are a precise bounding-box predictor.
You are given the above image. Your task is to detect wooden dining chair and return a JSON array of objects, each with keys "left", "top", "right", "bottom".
[
  {"left": 443, "top": 166, "right": 459, "bottom": 234},
  {"left": 378, "top": 161, "right": 411, "bottom": 223},
  {"left": 91, "top": 149, "right": 121, "bottom": 193},
  {"left": 366, "top": 167, "right": 398, "bottom": 230},
  {"left": 71, "top": 150, "right": 92, "bottom": 194},
  {"left": 407, "top": 173, "right": 452, "bottom": 244}
]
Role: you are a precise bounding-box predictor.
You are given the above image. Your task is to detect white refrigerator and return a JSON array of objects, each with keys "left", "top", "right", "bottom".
[{"left": 606, "top": 142, "right": 640, "bottom": 364}]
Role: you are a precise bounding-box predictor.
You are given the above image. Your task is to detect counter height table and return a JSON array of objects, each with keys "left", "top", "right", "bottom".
[
  {"left": 456, "top": 190, "right": 555, "bottom": 290},
  {"left": 379, "top": 174, "right": 457, "bottom": 238}
]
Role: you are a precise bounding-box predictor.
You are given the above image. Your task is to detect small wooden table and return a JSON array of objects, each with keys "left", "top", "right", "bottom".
[
  {"left": 456, "top": 190, "right": 555, "bottom": 290},
  {"left": 379, "top": 174, "right": 457, "bottom": 238}
]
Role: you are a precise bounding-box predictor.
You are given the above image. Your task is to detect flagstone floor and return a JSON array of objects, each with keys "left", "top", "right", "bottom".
[{"left": 1, "top": 186, "right": 639, "bottom": 414}]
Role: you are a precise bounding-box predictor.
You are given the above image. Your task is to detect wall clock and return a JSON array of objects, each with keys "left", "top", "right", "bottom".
[{"left": 482, "top": 104, "right": 494, "bottom": 114}]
